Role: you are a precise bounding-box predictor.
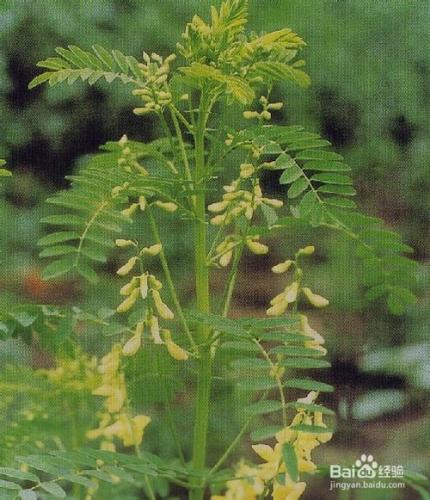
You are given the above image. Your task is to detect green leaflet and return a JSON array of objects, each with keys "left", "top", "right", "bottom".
[
  {"left": 244, "top": 400, "right": 283, "bottom": 416},
  {"left": 251, "top": 425, "right": 284, "bottom": 442},
  {"left": 282, "top": 443, "right": 299, "bottom": 481},
  {"left": 284, "top": 378, "right": 334, "bottom": 392},
  {"left": 28, "top": 45, "right": 143, "bottom": 89},
  {"left": 39, "top": 482, "right": 66, "bottom": 498},
  {"left": 0, "top": 468, "right": 39, "bottom": 483}
]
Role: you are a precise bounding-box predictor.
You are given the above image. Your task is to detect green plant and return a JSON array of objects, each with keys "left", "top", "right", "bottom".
[{"left": 0, "top": 1, "right": 419, "bottom": 499}]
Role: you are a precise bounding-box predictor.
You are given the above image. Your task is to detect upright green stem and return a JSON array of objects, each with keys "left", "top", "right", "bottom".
[{"left": 190, "top": 92, "right": 212, "bottom": 500}]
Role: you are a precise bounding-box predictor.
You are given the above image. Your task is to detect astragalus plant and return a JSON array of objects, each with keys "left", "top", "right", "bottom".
[{"left": 0, "top": 1, "right": 417, "bottom": 499}]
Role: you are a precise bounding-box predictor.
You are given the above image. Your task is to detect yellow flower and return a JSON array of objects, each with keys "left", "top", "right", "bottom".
[
  {"left": 98, "top": 345, "right": 122, "bottom": 375},
  {"left": 122, "top": 327, "right": 142, "bottom": 356},
  {"left": 262, "top": 197, "right": 283, "bottom": 208},
  {"left": 139, "top": 273, "right": 149, "bottom": 299},
  {"left": 246, "top": 237, "right": 269, "bottom": 255},
  {"left": 298, "top": 245, "right": 315, "bottom": 256},
  {"left": 117, "top": 256, "right": 138, "bottom": 276},
  {"left": 138, "top": 195, "right": 147, "bottom": 211},
  {"left": 116, "top": 288, "right": 139, "bottom": 313},
  {"left": 272, "top": 479, "right": 306, "bottom": 500},
  {"left": 163, "top": 330, "right": 188, "bottom": 361},
  {"left": 302, "top": 287, "right": 329, "bottom": 308},
  {"left": 252, "top": 443, "right": 281, "bottom": 480},
  {"left": 211, "top": 213, "right": 227, "bottom": 225},
  {"left": 208, "top": 200, "right": 229, "bottom": 213},
  {"left": 120, "top": 277, "right": 138, "bottom": 296},
  {"left": 116, "top": 414, "right": 151, "bottom": 447},
  {"left": 115, "top": 239, "right": 136, "bottom": 248},
  {"left": 300, "top": 315, "right": 325, "bottom": 345},
  {"left": 121, "top": 203, "right": 139, "bottom": 218},
  {"left": 212, "top": 463, "right": 264, "bottom": 499},
  {"left": 240, "top": 163, "right": 255, "bottom": 178},
  {"left": 92, "top": 379, "right": 126, "bottom": 413},
  {"left": 154, "top": 201, "right": 178, "bottom": 212},
  {"left": 272, "top": 259, "right": 293, "bottom": 274},
  {"left": 147, "top": 275, "right": 161, "bottom": 290},
  {"left": 150, "top": 315, "right": 163, "bottom": 344},
  {"left": 266, "top": 300, "right": 288, "bottom": 316},
  {"left": 142, "top": 243, "right": 162, "bottom": 256},
  {"left": 152, "top": 289, "right": 174, "bottom": 320},
  {"left": 314, "top": 411, "right": 333, "bottom": 444}
]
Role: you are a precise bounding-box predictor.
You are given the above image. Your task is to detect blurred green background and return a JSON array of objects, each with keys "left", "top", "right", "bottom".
[{"left": 0, "top": 1, "right": 428, "bottom": 499}]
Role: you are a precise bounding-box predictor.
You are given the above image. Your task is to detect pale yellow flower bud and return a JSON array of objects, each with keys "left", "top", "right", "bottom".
[
  {"left": 155, "top": 74, "right": 168, "bottom": 85},
  {"left": 261, "top": 110, "right": 272, "bottom": 121},
  {"left": 133, "top": 107, "right": 152, "bottom": 115},
  {"left": 300, "top": 314, "right": 325, "bottom": 344},
  {"left": 163, "top": 330, "right": 188, "bottom": 361},
  {"left": 117, "top": 256, "right": 138, "bottom": 276},
  {"left": 297, "top": 391, "right": 318, "bottom": 405},
  {"left": 223, "top": 181, "right": 238, "bottom": 193},
  {"left": 267, "top": 102, "right": 284, "bottom": 110},
  {"left": 302, "top": 287, "right": 329, "bottom": 307},
  {"left": 270, "top": 292, "right": 287, "bottom": 306},
  {"left": 240, "top": 163, "right": 255, "bottom": 178},
  {"left": 272, "top": 260, "right": 293, "bottom": 274},
  {"left": 115, "top": 239, "right": 136, "bottom": 248},
  {"left": 142, "top": 243, "right": 162, "bottom": 256},
  {"left": 210, "top": 214, "right": 227, "bottom": 225},
  {"left": 152, "top": 290, "right": 174, "bottom": 320},
  {"left": 116, "top": 288, "right": 139, "bottom": 313},
  {"left": 121, "top": 203, "right": 139, "bottom": 217},
  {"left": 219, "top": 250, "right": 233, "bottom": 267},
  {"left": 139, "top": 273, "right": 148, "bottom": 299},
  {"left": 122, "top": 330, "right": 142, "bottom": 356},
  {"left": 284, "top": 281, "right": 299, "bottom": 303},
  {"left": 223, "top": 190, "right": 243, "bottom": 201},
  {"left": 207, "top": 200, "right": 229, "bottom": 213},
  {"left": 243, "top": 110, "right": 259, "bottom": 119},
  {"left": 262, "top": 197, "right": 284, "bottom": 208},
  {"left": 138, "top": 196, "right": 146, "bottom": 211},
  {"left": 244, "top": 205, "right": 254, "bottom": 220},
  {"left": 266, "top": 300, "right": 288, "bottom": 316},
  {"left": 298, "top": 245, "right": 315, "bottom": 256},
  {"left": 120, "top": 277, "right": 138, "bottom": 296},
  {"left": 180, "top": 93, "right": 189, "bottom": 101},
  {"left": 154, "top": 201, "right": 178, "bottom": 212},
  {"left": 246, "top": 238, "right": 269, "bottom": 255},
  {"left": 148, "top": 274, "right": 162, "bottom": 290},
  {"left": 150, "top": 315, "right": 162, "bottom": 343},
  {"left": 118, "top": 134, "right": 128, "bottom": 146}
]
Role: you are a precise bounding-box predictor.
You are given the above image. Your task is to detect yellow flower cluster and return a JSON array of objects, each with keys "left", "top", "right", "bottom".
[
  {"left": 86, "top": 344, "right": 151, "bottom": 451},
  {"left": 243, "top": 95, "right": 284, "bottom": 122},
  {"left": 117, "top": 134, "right": 149, "bottom": 175},
  {"left": 213, "top": 393, "right": 332, "bottom": 500},
  {"left": 267, "top": 246, "right": 329, "bottom": 316},
  {"left": 209, "top": 177, "right": 283, "bottom": 227},
  {"left": 132, "top": 52, "right": 176, "bottom": 116},
  {"left": 39, "top": 351, "right": 98, "bottom": 392},
  {"left": 212, "top": 234, "right": 269, "bottom": 267},
  {"left": 115, "top": 242, "right": 188, "bottom": 361}
]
